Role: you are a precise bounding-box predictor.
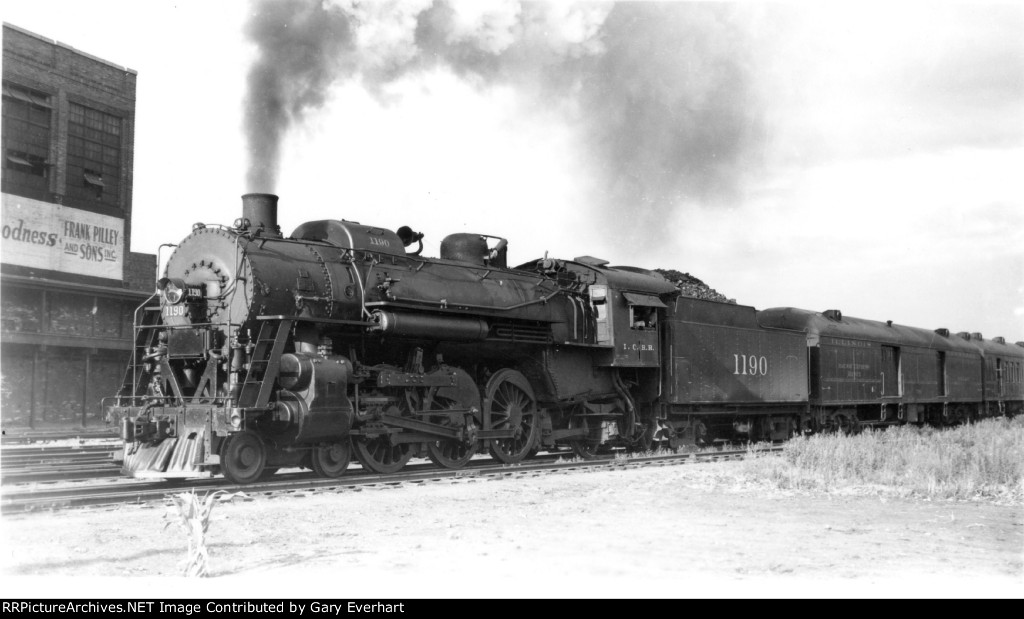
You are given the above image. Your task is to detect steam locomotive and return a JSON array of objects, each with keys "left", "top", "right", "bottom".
[{"left": 106, "top": 194, "right": 1024, "bottom": 484}]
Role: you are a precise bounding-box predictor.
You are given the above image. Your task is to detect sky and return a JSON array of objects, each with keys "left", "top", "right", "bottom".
[{"left": 2, "top": 0, "right": 1023, "bottom": 340}]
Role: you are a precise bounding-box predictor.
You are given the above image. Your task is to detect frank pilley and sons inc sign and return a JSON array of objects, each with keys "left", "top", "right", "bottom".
[{"left": 1, "top": 194, "right": 124, "bottom": 280}]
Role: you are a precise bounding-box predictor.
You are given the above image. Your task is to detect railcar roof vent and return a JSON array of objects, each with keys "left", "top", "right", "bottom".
[
  {"left": 957, "top": 331, "right": 971, "bottom": 341},
  {"left": 993, "top": 336, "right": 1006, "bottom": 344},
  {"left": 934, "top": 328, "right": 950, "bottom": 337},
  {"left": 823, "top": 309, "right": 842, "bottom": 322},
  {"left": 971, "top": 332, "right": 984, "bottom": 341}
]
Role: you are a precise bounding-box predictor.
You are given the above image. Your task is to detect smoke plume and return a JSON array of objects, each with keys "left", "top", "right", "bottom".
[
  {"left": 244, "top": 0, "right": 355, "bottom": 191},
  {"left": 243, "top": 1, "right": 765, "bottom": 242},
  {"left": 578, "top": 4, "right": 764, "bottom": 241}
]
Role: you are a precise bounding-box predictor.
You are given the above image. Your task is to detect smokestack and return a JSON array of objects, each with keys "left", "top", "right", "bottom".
[{"left": 241, "top": 193, "right": 281, "bottom": 237}]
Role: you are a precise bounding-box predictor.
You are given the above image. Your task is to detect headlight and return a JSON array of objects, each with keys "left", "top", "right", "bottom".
[{"left": 158, "top": 277, "right": 186, "bottom": 304}]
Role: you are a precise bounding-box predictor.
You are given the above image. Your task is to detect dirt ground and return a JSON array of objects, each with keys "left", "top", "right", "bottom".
[{"left": 1, "top": 459, "right": 1022, "bottom": 598}]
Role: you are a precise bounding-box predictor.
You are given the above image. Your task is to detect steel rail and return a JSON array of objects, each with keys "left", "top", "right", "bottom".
[
  {"left": 1, "top": 444, "right": 118, "bottom": 457},
  {"left": 1, "top": 445, "right": 121, "bottom": 485},
  {"left": 2, "top": 466, "right": 122, "bottom": 484},
  {"left": 1, "top": 447, "right": 780, "bottom": 514}
]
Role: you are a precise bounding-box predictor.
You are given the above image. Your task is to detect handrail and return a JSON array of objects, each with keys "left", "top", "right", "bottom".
[{"left": 366, "top": 289, "right": 564, "bottom": 313}]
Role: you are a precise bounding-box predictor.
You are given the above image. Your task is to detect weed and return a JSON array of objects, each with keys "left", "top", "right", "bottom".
[
  {"left": 739, "top": 418, "right": 1024, "bottom": 502},
  {"left": 164, "top": 490, "right": 226, "bottom": 577}
]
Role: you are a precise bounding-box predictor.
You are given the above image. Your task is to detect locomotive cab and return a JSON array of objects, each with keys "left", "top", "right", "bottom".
[
  {"left": 591, "top": 286, "right": 664, "bottom": 367},
  {"left": 576, "top": 259, "right": 673, "bottom": 368}
]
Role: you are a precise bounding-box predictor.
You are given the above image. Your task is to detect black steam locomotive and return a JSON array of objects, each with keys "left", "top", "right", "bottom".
[{"left": 106, "top": 194, "right": 1024, "bottom": 483}]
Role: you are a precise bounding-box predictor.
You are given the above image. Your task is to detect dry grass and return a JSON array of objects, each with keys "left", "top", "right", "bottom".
[{"left": 741, "top": 418, "right": 1024, "bottom": 502}]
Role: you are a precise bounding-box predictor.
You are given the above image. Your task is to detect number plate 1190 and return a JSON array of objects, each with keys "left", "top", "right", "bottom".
[{"left": 163, "top": 305, "right": 189, "bottom": 318}]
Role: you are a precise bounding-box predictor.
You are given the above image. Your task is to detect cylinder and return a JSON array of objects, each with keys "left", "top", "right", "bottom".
[
  {"left": 241, "top": 193, "right": 281, "bottom": 236},
  {"left": 372, "top": 310, "right": 489, "bottom": 341},
  {"left": 278, "top": 353, "right": 314, "bottom": 391}
]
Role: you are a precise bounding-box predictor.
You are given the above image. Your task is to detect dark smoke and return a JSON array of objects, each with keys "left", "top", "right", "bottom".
[
  {"left": 244, "top": 0, "right": 355, "bottom": 192},
  {"left": 574, "top": 4, "right": 764, "bottom": 241},
  {"left": 243, "top": 1, "right": 765, "bottom": 243}
]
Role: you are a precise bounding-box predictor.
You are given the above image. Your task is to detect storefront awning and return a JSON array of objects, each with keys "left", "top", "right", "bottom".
[{"left": 0, "top": 273, "right": 155, "bottom": 300}]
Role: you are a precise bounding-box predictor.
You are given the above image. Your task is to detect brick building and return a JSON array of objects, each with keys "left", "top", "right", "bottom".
[{"left": 2, "top": 23, "right": 156, "bottom": 430}]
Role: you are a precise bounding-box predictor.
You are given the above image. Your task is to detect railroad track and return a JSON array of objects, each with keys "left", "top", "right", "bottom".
[
  {"left": 1, "top": 444, "right": 121, "bottom": 484},
  {"left": 1, "top": 430, "right": 117, "bottom": 445},
  {"left": 1, "top": 446, "right": 779, "bottom": 514}
]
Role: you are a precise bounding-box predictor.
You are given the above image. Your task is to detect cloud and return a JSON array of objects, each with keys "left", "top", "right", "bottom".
[
  {"left": 651, "top": 146, "right": 1024, "bottom": 337},
  {"left": 756, "top": 4, "right": 1024, "bottom": 165}
]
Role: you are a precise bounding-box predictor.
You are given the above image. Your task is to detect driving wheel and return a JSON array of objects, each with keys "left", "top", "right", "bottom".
[{"left": 485, "top": 369, "right": 539, "bottom": 464}]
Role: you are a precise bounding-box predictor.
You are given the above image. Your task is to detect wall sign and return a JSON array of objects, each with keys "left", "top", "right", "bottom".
[{"left": 1, "top": 193, "right": 124, "bottom": 280}]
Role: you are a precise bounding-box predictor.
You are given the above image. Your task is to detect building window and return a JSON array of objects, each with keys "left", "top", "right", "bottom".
[
  {"left": 1, "top": 82, "right": 52, "bottom": 201},
  {"left": 66, "top": 102, "right": 121, "bottom": 208},
  {"left": 0, "top": 286, "right": 43, "bottom": 333},
  {"left": 6, "top": 150, "right": 48, "bottom": 176}
]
